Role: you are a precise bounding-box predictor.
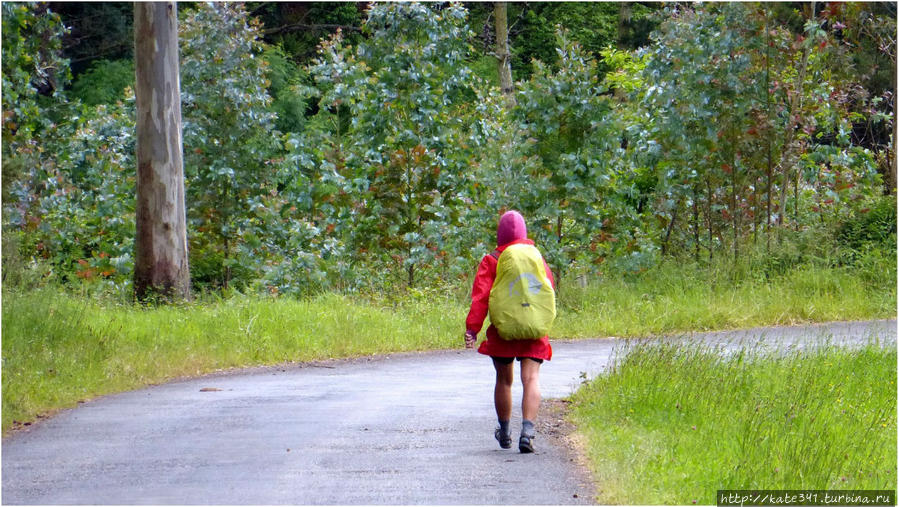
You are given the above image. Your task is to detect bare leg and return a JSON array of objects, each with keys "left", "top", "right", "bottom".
[
  {"left": 492, "top": 358, "right": 514, "bottom": 422},
  {"left": 520, "top": 358, "right": 542, "bottom": 422}
]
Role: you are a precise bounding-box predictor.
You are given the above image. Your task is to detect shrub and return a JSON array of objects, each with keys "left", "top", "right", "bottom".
[
  {"left": 70, "top": 59, "right": 134, "bottom": 106},
  {"left": 837, "top": 196, "right": 897, "bottom": 253}
]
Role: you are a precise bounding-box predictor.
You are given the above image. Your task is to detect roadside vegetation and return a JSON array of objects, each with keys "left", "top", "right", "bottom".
[
  {"left": 556, "top": 253, "right": 895, "bottom": 338},
  {"left": 4, "top": 234, "right": 894, "bottom": 433},
  {"left": 1, "top": 289, "right": 462, "bottom": 432},
  {"left": 570, "top": 341, "right": 897, "bottom": 504}
]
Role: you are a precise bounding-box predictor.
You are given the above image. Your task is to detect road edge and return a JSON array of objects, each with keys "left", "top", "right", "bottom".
[{"left": 541, "top": 398, "right": 598, "bottom": 503}]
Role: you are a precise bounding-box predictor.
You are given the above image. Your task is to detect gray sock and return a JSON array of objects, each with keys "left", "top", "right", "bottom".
[
  {"left": 498, "top": 419, "right": 510, "bottom": 436},
  {"left": 521, "top": 419, "right": 535, "bottom": 437}
]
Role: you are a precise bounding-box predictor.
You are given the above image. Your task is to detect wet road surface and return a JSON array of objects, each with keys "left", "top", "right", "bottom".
[{"left": 3, "top": 320, "right": 895, "bottom": 504}]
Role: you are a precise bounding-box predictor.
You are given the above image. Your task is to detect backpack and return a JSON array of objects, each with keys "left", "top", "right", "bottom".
[{"left": 488, "top": 243, "right": 556, "bottom": 340}]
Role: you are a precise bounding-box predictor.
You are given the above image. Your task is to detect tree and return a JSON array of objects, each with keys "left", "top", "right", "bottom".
[
  {"left": 179, "top": 2, "right": 281, "bottom": 290},
  {"left": 307, "top": 3, "right": 478, "bottom": 289},
  {"left": 840, "top": 2, "right": 897, "bottom": 195},
  {"left": 637, "top": 2, "right": 880, "bottom": 262},
  {"left": 509, "top": 29, "right": 630, "bottom": 281},
  {"left": 133, "top": 2, "right": 190, "bottom": 301},
  {"left": 504, "top": 2, "right": 658, "bottom": 81},
  {"left": 494, "top": 2, "right": 513, "bottom": 100},
  {"left": 1, "top": 2, "right": 70, "bottom": 200},
  {"left": 51, "top": 2, "right": 133, "bottom": 76},
  {"left": 641, "top": 3, "right": 772, "bottom": 260}
]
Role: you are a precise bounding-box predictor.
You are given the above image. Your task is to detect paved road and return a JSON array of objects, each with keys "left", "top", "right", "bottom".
[{"left": 3, "top": 320, "right": 895, "bottom": 505}]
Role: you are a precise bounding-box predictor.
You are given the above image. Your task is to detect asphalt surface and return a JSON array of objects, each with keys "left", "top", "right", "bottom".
[{"left": 2, "top": 320, "right": 895, "bottom": 505}]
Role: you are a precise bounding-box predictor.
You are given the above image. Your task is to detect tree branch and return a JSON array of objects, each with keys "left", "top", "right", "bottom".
[
  {"left": 248, "top": 2, "right": 274, "bottom": 18},
  {"left": 68, "top": 42, "right": 132, "bottom": 64},
  {"left": 507, "top": 5, "right": 527, "bottom": 34}
]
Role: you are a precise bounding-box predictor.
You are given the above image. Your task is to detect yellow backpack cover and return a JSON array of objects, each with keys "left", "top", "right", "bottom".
[{"left": 488, "top": 243, "right": 556, "bottom": 340}]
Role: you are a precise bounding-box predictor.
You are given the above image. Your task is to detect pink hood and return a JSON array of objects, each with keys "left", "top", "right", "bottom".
[{"left": 497, "top": 210, "right": 527, "bottom": 247}]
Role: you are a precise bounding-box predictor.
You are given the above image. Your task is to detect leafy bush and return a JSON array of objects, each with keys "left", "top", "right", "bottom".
[
  {"left": 302, "top": 2, "right": 481, "bottom": 289},
  {"left": 2, "top": 3, "right": 70, "bottom": 201},
  {"left": 3, "top": 3, "right": 324, "bottom": 296},
  {"left": 1, "top": 2, "right": 70, "bottom": 145},
  {"left": 180, "top": 2, "right": 283, "bottom": 290},
  {"left": 837, "top": 196, "right": 897, "bottom": 254},
  {"left": 4, "top": 94, "right": 135, "bottom": 289},
  {"left": 263, "top": 45, "right": 315, "bottom": 134},
  {"left": 70, "top": 59, "right": 134, "bottom": 106}
]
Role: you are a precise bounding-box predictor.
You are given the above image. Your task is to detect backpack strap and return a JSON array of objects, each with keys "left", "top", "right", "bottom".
[{"left": 489, "top": 249, "right": 501, "bottom": 260}]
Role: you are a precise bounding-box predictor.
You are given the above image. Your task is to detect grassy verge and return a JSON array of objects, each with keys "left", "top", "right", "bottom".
[
  {"left": 1, "top": 289, "right": 464, "bottom": 432},
  {"left": 555, "top": 261, "right": 896, "bottom": 338},
  {"left": 2, "top": 259, "right": 894, "bottom": 434},
  {"left": 569, "top": 341, "right": 898, "bottom": 504}
]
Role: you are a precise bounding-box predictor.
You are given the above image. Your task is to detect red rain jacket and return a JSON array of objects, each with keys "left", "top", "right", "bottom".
[{"left": 465, "top": 238, "right": 555, "bottom": 361}]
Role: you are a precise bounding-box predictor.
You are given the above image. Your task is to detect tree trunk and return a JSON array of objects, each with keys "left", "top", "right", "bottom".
[
  {"left": 764, "top": 6, "right": 773, "bottom": 251},
  {"left": 614, "top": 3, "right": 633, "bottom": 99},
  {"left": 727, "top": 114, "right": 739, "bottom": 263},
  {"left": 794, "top": 170, "right": 800, "bottom": 230},
  {"left": 778, "top": 2, "right": 813, "bottom": 229},
  {"left": 556, "top": 214, "right": 563, "bottom": 243},
  {"left": 662, "top": 200, "right": 679, "bottom": 257},
  {"left": 617, "top": 2, "right": 631, "bottom": 46},
  {"left": 494, "top": 2, "right": 514, "bottom": 101},
  {"left": 134, "top": 2, "right": 190, "bottom": 301},
  {"left": 692, "top": 187, "right": 700, "bottom": 262},
  {"left": 752, "top": 184, "right": 759, "bottom": 246},
  {"left": 890, "top": 61, "right": 897, "bottom": 195},
  {"left": 706, "top": 177, "right": 714, "bottom": 262}
]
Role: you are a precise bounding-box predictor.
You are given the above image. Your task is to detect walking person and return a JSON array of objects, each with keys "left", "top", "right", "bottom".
[{"left": 464, "top": 210, "right": 556, "bottom": 453}]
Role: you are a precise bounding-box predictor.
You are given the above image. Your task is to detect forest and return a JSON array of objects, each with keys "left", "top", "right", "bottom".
[{"left": 2, "top": 1, "right": 896, "bottom": 298}]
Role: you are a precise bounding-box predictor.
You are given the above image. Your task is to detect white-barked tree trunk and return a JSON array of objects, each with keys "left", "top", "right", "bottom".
[{"left": 133, "top": 1, "right": 190, "bottom": 300}]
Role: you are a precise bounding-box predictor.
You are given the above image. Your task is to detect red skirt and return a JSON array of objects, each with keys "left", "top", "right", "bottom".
[{"left": 477, "top": 324, "right": 552, "bottom": 360}]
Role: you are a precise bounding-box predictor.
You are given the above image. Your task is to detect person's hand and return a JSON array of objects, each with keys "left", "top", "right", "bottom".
[{"left": 464, "top": 330, "right": 477, "bottom": 349}]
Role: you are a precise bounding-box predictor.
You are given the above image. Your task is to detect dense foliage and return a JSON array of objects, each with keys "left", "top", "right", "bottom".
[{"left": 2, "top": 2, "right": 895, "bottom": 298}]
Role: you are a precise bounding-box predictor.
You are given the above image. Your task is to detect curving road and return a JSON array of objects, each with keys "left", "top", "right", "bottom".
[{"left": 2, "top": 320, "right": 895, "bottom": 504}]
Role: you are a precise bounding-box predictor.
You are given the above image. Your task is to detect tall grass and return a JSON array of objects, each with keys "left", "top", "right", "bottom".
[
  {"left": 554, "top": 258, "right": 896, "bottom": 338},
  {"left": 569, "top": 341, "right": 898, "bottom": 504}
]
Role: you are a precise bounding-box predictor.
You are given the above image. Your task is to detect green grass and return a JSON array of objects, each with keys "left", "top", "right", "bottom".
[
  {"left": 569, "top": 341, "right": 898, "bottom": 504},
  {"left": 2, "top": 257, "right": 894, "bottom": 433},
  {"left": 554, "top": 261, "right": 896, "bottom": 338},
  {"left": 1, "top": 288, "right": 465, "bottom": 432}
]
